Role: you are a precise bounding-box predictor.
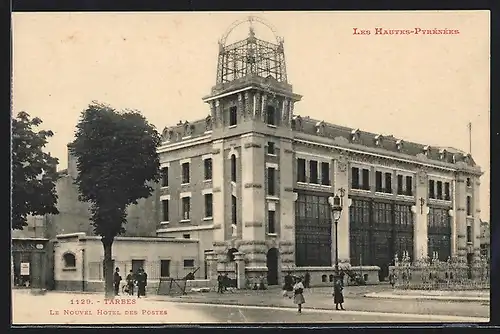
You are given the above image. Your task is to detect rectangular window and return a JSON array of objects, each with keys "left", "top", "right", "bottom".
[
  {"left": 384, "top": 172, "right": 392, "bottom": 193},
  {"left": 397, "top": 175, "right": 404, "bottom": 195},
  {"left": 266, "top": 106, "right": 276, "bottom": 125},
  {"left": 267, "top": 142, "right": 275, "bottom": 155},
  {"left": 466, "top": 196, "right": 472, "bottom": 216},
  {"left": 183, "top": 234, "right": 190, "bottom": 239},
  {"left": 351, "top": 167, "right": 360, "bottom": 189},
  {"left": 182, "top": 162, "right": 190, "bottom": 184},
  {"left": 405, "top": 176, "right": 413, "bottom": 196},
  {"left": 297, "top": 158, "right": 306, "bottom": 183},
  {"left": 204, "top": 193, "right": 213, "bottom": 218},
  {"left": 362, "top": 168, "right": 370, "bottom": 190},
  {"left": 183, "top": 259, "right": 195, "bottom": 268},
  {"left": 131, "top": 259, "right": 145, "bottom": 274},
  {"left": 309, "top": 160, "right": 318, "bottom": 184},
  {"left": 162, "top": 199, "right": 169, "bottom": 222},
  {"left": 429, "top": 180, "right": 435, "bottom": 199},
  {"left": 268, "top": 210, "right": 276, "bottom": 234},
  {"left": 444, "top": 182, "right": 450, "bottom": 200},
  {"left": 161, "top": 167, "right": 169, "bottom": 187},
  {"left": 321, "top": 162, "right": 330, "bottom": 185},
  {"left": 375, "top": 171, "right": 383, "bottom": 192},
  {"left": 204, "top": 158, "right": 212, "bottom": 180},
  {"left": 182, "top": 197, "right": 190, "bottom": 220},
  {"left": 436, "top": 181, "right": 443, "bottom": 200},
  {"left": 229, "top": 106, "right": 237, "bottom": 126},
  {"left": 160, "top": 260, "right": 170, "bottom": 277},
  {"left": 267, "top": 167, "right": 276, "bottom": 195},
  {"left": 467, "top": 226, "right": 472, "bottom": 243},
  {"left": 230, "top": 155, "right": 237, "bottom": 182},
  {"left": 231, "top": 196, "right": 237, "bottom": 226}
]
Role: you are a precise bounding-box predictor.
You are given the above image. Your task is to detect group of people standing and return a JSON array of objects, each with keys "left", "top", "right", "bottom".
[
  {"left": 113, "top": 267, "right": 148, "bottom": 298},
  {"left": 282, "top": 271, "right": 345, "bottom": 313}
]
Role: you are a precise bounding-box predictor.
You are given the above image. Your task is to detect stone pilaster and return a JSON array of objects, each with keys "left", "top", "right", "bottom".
[
  {"left": 240, "top": 133, "right": 266, "bottom": 241},
  {"left": 261, "top": 94, "right": 268, "bottom": 122},
  {"left": 279, "top": 139, "right": 295, "bottom": 265},
  {"left": 212, "top": 140, "right": 226, "bottom": 243},
  {"left": 215, "top": 99, "right": 222, "bottom": 127},
  {"left": 334, "top": 154, "right": 350, "bottom": 264},
  {"left": 414, "top": 169, "right": 429, "bottom": 261},
  {"left": 455, "top": 174, "right": 467, "bottom": 261},
  {"left": 254, "top": 92, "right": 261, "bottom": 120},
  {"left": 205, "top": 251, "right": 218, "bottom": 286},
  {"left": 244, "top": 92, "right": 251, "bottom": 119},
  {"left": 234, "top": 252, "right": 246, "bottom": 289},
  {"left": 450, "top": 180, "right": 457, "bottom": 256}
]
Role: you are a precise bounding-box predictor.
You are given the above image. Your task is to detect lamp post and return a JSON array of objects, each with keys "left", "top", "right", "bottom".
[{"left": 328, "top": 188, "right": 345, "bottom": 277}]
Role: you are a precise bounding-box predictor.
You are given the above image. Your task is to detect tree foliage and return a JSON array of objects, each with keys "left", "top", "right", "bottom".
[
  {"left": 70, "top": 102, "right": 161, "bottom": 239},
  {"left": 12, "top": 111, "right": 59, "bottom": 230}
]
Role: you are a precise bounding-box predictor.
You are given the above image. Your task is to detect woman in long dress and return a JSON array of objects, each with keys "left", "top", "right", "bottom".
[
  {"left": 293, "top": 277, "right": 306, "bottom": 313},
  {"left": 333, "top": 279, "right": 345, "bottom": 310}
]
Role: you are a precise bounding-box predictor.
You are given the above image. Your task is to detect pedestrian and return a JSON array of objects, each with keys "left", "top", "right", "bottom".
[
  {"left": 293, "top": 277, "right": 305, "bottom": 313},
  {"left": 217, "top": 273, "right": 224, "bottom": 293},
  {"left": 389, "top": 269, "right": 396, "bottom": 288},
  {"left": 333, "top": 278, "right": 345, "bottom": 310},
  {"left": 304, "top": 271, "right": 311, "bottom": 289},
  {"left": 126, "top": 270, "right": 135, "bottom": 296},
  {"left": 113, "top": 267, "right": 122, "bottom": 296},
  {"left": 136, "top": 268, "right": 147, "bottom": 298},
  {"left": 282, "top": 272, "right": 294, "bottom": 298},
  {"left": 223, "top": 273, "right": 229, "bottom": 291}
]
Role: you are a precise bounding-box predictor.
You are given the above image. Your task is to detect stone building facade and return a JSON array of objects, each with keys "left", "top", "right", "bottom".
[{"left": 155, "top": 23, "right": 484, "bottom": 286}]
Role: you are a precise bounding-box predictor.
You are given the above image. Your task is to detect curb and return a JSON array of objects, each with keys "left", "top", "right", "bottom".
[{"left": 363, "top": 293, "right": 489, "bottom": 303}]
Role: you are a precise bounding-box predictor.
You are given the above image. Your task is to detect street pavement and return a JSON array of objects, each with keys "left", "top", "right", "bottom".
[
  {"left": 151, "top": 285, "right": 490, "bottom": 320},
  {"left": 11, "top": 285, "right": 490, "bottom": 325}
]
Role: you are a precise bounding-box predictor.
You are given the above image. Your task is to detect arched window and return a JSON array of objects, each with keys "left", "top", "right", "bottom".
[
  {"left": 230, "top": 154, "right": 237, "bottom": 182},
  {"left": 63, "top": 252, "right": 76, "bottom": 268}
]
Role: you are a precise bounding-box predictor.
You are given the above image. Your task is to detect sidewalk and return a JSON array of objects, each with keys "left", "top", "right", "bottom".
[{"left": 364, "top": 289, "right": 490, "bottom": 303}]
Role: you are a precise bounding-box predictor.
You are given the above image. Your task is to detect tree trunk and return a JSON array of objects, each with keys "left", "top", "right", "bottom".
[{"left": 102, "top": 238, "right": 114, "bottom": 299}]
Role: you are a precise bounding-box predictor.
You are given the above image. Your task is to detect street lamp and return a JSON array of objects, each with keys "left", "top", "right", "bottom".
[{"left": 328, "top": 188, "right": 345, "bottom": 277}]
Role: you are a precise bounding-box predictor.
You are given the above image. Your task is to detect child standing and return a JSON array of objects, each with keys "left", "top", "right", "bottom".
[{"left": 293, "top": 277, "right": 306, "bottom": 313}]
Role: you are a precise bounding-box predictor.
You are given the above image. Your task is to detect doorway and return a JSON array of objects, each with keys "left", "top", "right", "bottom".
[{"left": 266, "top": 248, "right": 279, "bottom": 285}]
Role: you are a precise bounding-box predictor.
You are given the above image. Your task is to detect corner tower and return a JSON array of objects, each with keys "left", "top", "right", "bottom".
[{"left": 204, "top": 17, "right": 301, "bottom": 288}]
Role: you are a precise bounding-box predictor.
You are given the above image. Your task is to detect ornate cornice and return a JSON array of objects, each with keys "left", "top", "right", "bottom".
[{"left": 244, "top": 183, "right": 262, "bottom": 189}]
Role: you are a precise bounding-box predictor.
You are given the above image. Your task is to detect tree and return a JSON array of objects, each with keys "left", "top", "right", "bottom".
[
  {"left": 70, "top": 102, "right": 160, "bottom": 298},
  {"left": 12, "top": 111, "right": 59, "bottom": 230}
]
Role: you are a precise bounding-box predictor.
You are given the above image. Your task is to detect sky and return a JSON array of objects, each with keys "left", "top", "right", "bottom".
[{"left": 12, "top": 11, "right": 490, "bottom": 221}]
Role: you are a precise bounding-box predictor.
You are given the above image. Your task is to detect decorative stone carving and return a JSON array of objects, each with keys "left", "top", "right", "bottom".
[
  {"left": 244, "top": 92, "right": 250, "bottom": 118},
  {"left": 282, "top": 99, "right": 289, "bottom": 122},
  {"left": 161, "top": 127, "right": 172, "bottom": 142},
  {"left": 254, "top": 93, "right": 261, "bottom": 119},
  {"left": 351, "top": 129, "right": 360, "bottom": 142},
  {"left": 292, "top": 115, "right": 302, "bottom": 130},
  {"left": 396, "top": 139, "right": 403, "bottom": 151},
  {"left": 336, "top": 154, "right": 348, "bottom": 173},
  {"left": 205, "top": 115, "right": 213, "bottom": 132},
  {"left": 417, "top": 169, "right": 427, "bottom": 185},
  {"left": 183, "top": 121, "right": 193, "bottom": 137}
]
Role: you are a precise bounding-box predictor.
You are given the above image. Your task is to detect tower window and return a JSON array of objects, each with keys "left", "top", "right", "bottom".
[
  {"left": 229, "top": 106, "right": 237, "bottom": 126},
  {"left": 309, "top": 160, "right": 318, "bottom": 184},
  {"left": 321, "top": 162, "right": 330, "bottom": 185},
  {"left": 162, "top": 200, "right": 169, "bottom": 222},
  {"left": 268, "top": 210, "right": 276, "bottom": 234},
  {"left": 204, "top": 158, "right": 212, "bottom": 180},
  {"left": 267, "top": 167, "right": 276, "bottom": 196},
  {"left": 232, "top": 195, "right": 237, "bottom": 226},
  {"left": 266, "top": 106, "right": 276, "bottom": 126},
  {"left": 182, "top": 162, "right": 190, "bottom": 184},
  {"left": 161, "top": 167, "right": 169, "bottom": 187},
  {"left": 267, "top": 142, "right": 275, "bottom": 155},
  {"left": 466, "top": 196, "right": 472, "bottom": 216},
  {"left": 230, "top": 154, "right": 237, "bottom": 182},
  {"left": 297, "top": 158, "right": 306, "bottom": 183}
]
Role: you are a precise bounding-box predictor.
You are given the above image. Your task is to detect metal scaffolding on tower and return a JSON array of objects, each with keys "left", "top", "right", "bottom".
[{"left": 216, "top": 16, "right": 288, "bottom": 84}]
